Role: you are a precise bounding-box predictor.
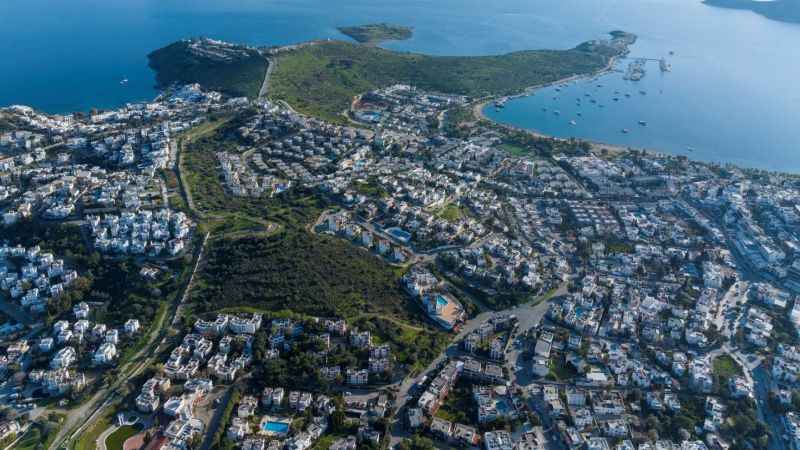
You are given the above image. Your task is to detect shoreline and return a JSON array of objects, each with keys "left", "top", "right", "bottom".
[
  {"left": 471, "top": 55, "right": 669, "bottom": 159},
  {"left": 472, "top": 56, "right": 648, "bottom": 154}
]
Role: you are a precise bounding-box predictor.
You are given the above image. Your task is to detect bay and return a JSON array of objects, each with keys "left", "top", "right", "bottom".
[{"left": 0, "top": 0, "right": 798, "bottom": 171}]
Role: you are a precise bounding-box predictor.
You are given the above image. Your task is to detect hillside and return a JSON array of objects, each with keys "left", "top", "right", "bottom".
[
  {"left": 191, "top": 228, "right": 416, "bottom": 321},
  {"left": 149, "top": 32, "right": 632, "bottom": 123},
  {"left": 267, "top": 37, "right": 622, "bottom": 122},
  {"left": 148, "top": 38, "right": 268, "bottom": 98}
]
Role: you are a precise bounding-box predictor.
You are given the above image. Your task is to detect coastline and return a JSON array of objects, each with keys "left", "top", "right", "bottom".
[{"left": 471, "top": 54, "right": 668, "bottom": 159}]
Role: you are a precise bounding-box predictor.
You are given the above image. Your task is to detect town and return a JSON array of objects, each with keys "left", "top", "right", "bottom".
[{"left": 1, "top": 62, "right": 800, "bottom": 450}]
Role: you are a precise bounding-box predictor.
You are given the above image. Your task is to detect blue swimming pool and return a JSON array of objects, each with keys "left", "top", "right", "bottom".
[
  {"left": 436, "top": 295, "right": 448, "bottom": 307},
  {"left": 262, "top": 421, "right": 289, "bottom": 434}
]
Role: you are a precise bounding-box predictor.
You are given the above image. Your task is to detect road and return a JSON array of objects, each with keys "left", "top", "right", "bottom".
[
  {"left": 49, "top": 232, "right": 210, "bottom": 450},
  {"left": 387, "top": 281, "right": 566, "bottom": 447},
  {"left": 753, "top": 365, "right": 788, "bottom": 450},
  {"left": 258, "top": 57, "right": 275, "bottom": 99}
]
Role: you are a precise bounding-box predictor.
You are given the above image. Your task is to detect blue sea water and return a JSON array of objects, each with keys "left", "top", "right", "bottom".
[{"left": 1, "top": 0, "right": 799, "bottom": 171}]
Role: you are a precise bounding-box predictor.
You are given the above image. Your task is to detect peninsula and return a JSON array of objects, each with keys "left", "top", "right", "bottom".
[
  {"left": 148, "top": 31, "right": 635, "bottom": 123},
  {"left": 337, "top": 23, "right": 414, "bottom": 45}
]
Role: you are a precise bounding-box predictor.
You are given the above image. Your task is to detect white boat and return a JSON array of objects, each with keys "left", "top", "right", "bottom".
[
  {"left": 569, "top": 120, "right": 577, "bottom": 126},
  {"left": 120, "top": 78, "right": 129, "bottom": 85},
  {"left": 621, "top": 128, "right": 630, "bottom": 134}
]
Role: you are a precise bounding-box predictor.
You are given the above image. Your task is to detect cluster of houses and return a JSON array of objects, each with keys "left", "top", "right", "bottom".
[
  {"left": 323, "top": 211, "right": 406, "bottom": 263},
  {"left": 87, "top": 208, "right": 192, "bottom": 256},
  {"left": 0, "top": 244, "right": 79, "bottom": 312},
  {"left": 351, "top": 84, "right": 467, "bottom": 135},
  {"left": 133, "top": 313, "right": 263, "bottom": 450},
  {"left": 408, "top": 357, "right": 529, "bottom": 449},
  {"left": 1, "top": 302, "right": 140, "bottom": 398}
]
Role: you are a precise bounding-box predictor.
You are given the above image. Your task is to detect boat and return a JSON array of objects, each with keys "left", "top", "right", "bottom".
[
  {"left": 613, "top": 97, "right": 620, "bottom": 102},
  {"left": 569, "top": 120, "right": 577, "bottom": 126},
  {"left": 669, "top": 51, "right": 675, "bottom": 56},
  {"left": 553, "top": 110, "right": 561, "bottom": 115},
  {"left": 576, "top": 112, "right": 582, "bottom": 117},
  {"left": 621, "top": 128, "right": 630, "bottom": 134},
  {"left": 687, "top": 146, "right": 695, "bottom": 152},
  {"left": 542, "top": 108, "right": 547, "bottom": 112},
  {"left": 590, "top": 99, "right": 597, "bottom": 104},
  {"left": 639, "top": 90, "right": 647, "bottom": 95},
  {"left": 625, "top": 93, "right": 631, "bottom": 98},
  {"left": 120, "top": 78, "right": 129, "bottom": 85},
  {"left": 638, "top": 120, "right": 647, "bottom": 126}
]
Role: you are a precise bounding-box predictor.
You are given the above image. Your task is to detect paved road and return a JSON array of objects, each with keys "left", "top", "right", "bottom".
[
  {"left": 258, "top": 57, "right": 275, "bottom": 99},
  {"left": 387, "top": 281, "right": 566, "bottom": 448}
]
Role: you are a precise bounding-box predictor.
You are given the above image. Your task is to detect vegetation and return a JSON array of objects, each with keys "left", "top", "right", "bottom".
[
  {"left": 0, "top": 221, "right": 185, "bottom": 328},
  {"left": 148, "top": 40, "right": 267, "bottom": 98},
  {"left": 338, "top": 23, "right": 413, "bottom": 45},
  {"left": 268, "top": 40, "right": 612, "bottom": 122},
  {"left": 713, "top": 354, "right": 743, "bottom": 388},
  {"left": 72, "top": 412, "right": 113, "bottom": 450},
  {"left": 434, "top": 380, "right": 477, "bottom": 424},
  {"left": 105, "top": 425, "right": 143, "bottom": 450},
  {"left": 180, "top": 115, "right": 323, "bottom": 231},
  {"left": 193, "top": 228, "right": 419, "bottom": 321},
  {"left": 16, "top": 415, "right": 63, "bottom": 450},
  {"left": 435, "top": 202, "right": 470, "bottom": 223}
]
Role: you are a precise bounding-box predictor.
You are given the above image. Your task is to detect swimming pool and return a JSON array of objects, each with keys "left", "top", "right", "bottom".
[
  {"left": 262, "top": 421, "right": 289, "bottom": 434},
  {"left": 436, "top": 295, "right": 448, "bottom": 307}
]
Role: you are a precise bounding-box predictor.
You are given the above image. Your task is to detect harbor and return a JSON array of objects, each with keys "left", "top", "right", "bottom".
[{"left": 486, "top": 53, "right": 680, "bottom": 148}]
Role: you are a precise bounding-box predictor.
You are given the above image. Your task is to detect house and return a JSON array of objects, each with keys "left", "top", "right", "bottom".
[
  {"left": 430, "top": 417, "right": 452, "bottom": 440},
  {"left": 347, "top": 369, "right": 369, "bottom": 385},
  {"left": 484, "top": 430, "right": 514, "bottom": 450},
  {"left": 51, "top": 346, "right": 76, "bottom": 369},
  {"left": 124, "top": 319, "right": 141, "bottom": 334},
  {"left": 93, "top": 342, "right": 117, "bottom": 365}
]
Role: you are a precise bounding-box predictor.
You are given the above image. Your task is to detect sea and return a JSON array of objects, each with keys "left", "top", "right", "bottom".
[{"left": 1, "top": 0, "right": 799, "bottom": 172}]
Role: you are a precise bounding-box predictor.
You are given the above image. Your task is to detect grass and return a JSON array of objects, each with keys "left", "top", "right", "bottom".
[
  {"left": 435, "top": 203, "right": 469, "bottom": 223},
  {"left": 713, "top": 354, "right": 743, "bottom": 387},
  {"left": 15, "top": 419, "right": 63, "bottom": 450},
  {"left": 105, "top": 424, "right": 143, "bottom": 450},
  {"left": 72, "top": 413, "right": 113, "bottom": 450},
  {"left": 500, "top": 143, "right": 532, "bottom": 157},
  {"left": 269, "top": 40, "right": 612, "bottom": 122}
]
